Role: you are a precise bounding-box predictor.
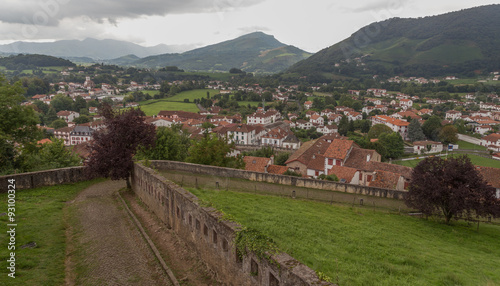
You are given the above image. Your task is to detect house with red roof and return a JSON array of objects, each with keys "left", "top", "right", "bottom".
[
  {"left": 217, "top": 123, "right": 264, "bottom": 145},
  {"left": 304, "top": 101, "right": 313, "bottom": 110},
  {"left": 371, "top": 115, "right": 410, "bottom": 140},
  {"left": 481, "top": 133, "right": 500, "bottom": 151},
  {"left": 57, "top": 110, "right": 79, "bottom": 123},
  {"left": 328, "top": 165, "right": 360, "bottom": 184}
]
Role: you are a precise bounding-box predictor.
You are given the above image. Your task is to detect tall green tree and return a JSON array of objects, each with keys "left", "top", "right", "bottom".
[
  {"left": 73, "top": 96, "right": 87, "bottom": 112},
  {"left": 0, "top": 74, "right": 41, "bottom": 174},
  {"left": 367, "top": 124, "right": 392, "bottom": 139},
  {"left": 422, "top": 115, "right": 442, "bottom": 141},
  {"left": 408, "top": 119, "right": 426, "bottom": 142},
  {"left": 439, "top": 125, "right": 458, "bottom": 145},
  {"left": 338, "top": 115, "right": 349, "bottom": 136},
  {"left": 50, "top": 119, "right": 68, "bottom": 129},
  {"left": 20, "top": 138, "right": 81, "bottom": 172},
  {"left": 379, "top": 132, "right": 405, "bottom": 159},
  {"left": 187, "top": 133, "right": 244, "bottom": 169},
  {"left": 51, "top": 94, "right": 74, "bottom": 112},
  {"left": 44, "top": 107, "right": 58, "bottom": 126},
  {"left": 137, "top": 125, "right": 191, "bottom": 161}
]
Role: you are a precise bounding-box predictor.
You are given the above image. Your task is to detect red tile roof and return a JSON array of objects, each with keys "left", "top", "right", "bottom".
[
  {"left": 476, "top": 166, "right": 500, "bottom": 189},
  {"left": 267, "top": 165, "right": 288, "bottom": 175},
  {"left": 307, "top": 154, "right": 325, "bottom": 171},
  {"left": 328, "top": 165, "right": 358, "bottom": 182},
  {"left": 369, "top": 170, "right": 401, "bottom": 189},
  {"left": 243, "top": 156, "right": 271, "bottom": 173},
  {"left": 324, "top": 139, "right": 354, "bottom": 160}
]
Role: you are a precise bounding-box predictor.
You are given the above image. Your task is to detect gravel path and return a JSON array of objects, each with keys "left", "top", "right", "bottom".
[{"left": 65, "top": 180, "right": 173, "bottom": 286}]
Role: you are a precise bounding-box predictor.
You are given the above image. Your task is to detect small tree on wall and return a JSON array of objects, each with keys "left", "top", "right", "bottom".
[
  {"left": 404, "top": 155, "right": 500, "bottom": 224},
  {"left": 85, "top": 104, "right": 156, "bottom": 188}
]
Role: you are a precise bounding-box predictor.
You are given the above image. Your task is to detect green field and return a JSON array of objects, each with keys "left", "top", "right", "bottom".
[
  {"left": 125, "top": 90, "right": 159, "bottom": 96},
  {"left": 137, "top": 89, "right": 221, "bottom": 115},
  {"left": 188, "top": 188, "right": 500, "bottom": 286},
  {"left": 457, "top": 140, "right": 487, "bottom": 151},
  {"left": 0, "top": 179, "right": 102, "bottom": 286},
  {"left": 394, "top": 153, "right": 500, "bottom": 168},
  {"left": 164, "top": 89, "right": 220, "bottom": 102},
  {"left": 138, "top": 101, "right": 200, "bottom": 115}
]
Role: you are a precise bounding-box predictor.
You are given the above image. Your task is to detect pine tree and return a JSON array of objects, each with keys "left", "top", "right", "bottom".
[{"left": 408, "top": 119, "right": 426, "bottom": 142}]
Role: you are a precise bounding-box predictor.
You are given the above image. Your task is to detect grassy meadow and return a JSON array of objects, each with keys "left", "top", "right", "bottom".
[
  {"left": 137, "top": 89, "right": 220, "bottom": 115},
  {"left": 395, "top": 153, "right": 500, "bottom": 169},
  {"left": 0, "top": 179, "right": 103, "bottom": 286},
  {"left": 457, "top": 140, "right": 487, "bottom": 151},
  {"left": 188, "top": 188, "right": 500, "bottom": 286}
]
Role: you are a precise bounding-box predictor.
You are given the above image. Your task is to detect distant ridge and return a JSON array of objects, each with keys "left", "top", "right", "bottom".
[
  {"left": 288, "top": 4, "right": 500, "bottom": 78},
  {"left": 124, "top": 32, "right": 312, "bottom": 73},
  {"left": 0, "top": 38, "right": 190, "bottom": 60}
]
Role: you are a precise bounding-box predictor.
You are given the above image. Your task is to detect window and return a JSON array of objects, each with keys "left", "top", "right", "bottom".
[
  {"left": 251, "top": 259, "right": 259, "bottom": 277},
  {"left": 269, "top": 272, "right": 279, "bottom": 286},
  {"left": 203, "top": 224, "right": 208, "bottom": 237},
  {"left": 222, "top": 238, "right": 229, "bottom": 252},
  {"left": 212, "top": 230, "right": 218, "bottom": 244}
]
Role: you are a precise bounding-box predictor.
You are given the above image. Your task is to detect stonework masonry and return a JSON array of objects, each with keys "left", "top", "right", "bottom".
[
  {"left": 0, "top": 166, "right": 86, "bottom": 193},
  {"left": 150, "top": 160, "right": 407, "bottom": 200},
  {"left": 132, "top": 162, "right": 334, "bottom": 286}
]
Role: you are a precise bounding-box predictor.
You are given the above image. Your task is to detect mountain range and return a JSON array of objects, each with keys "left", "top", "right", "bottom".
[
  {"left": 1, "top": 5, "right": 499, "bottom": 77},
  {"left": 288, "top": 4, "right": 500, "bottom": 79},
  {"left": 118, "top": 32, "right": 311, "bottom": 73},
  {"left": 0, "top": 32, "right": 311, "bottom": 74},
  {"left": 0, "top": 38, "right": 192, "bottom": 60}
]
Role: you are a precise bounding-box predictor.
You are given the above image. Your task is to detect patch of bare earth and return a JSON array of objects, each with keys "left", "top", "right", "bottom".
[
  {"left": 121, "top": 189, "right": 219, "bottom": 286},
  {"left": 65, "top": 180, "right": 172, "bottom": 286}
]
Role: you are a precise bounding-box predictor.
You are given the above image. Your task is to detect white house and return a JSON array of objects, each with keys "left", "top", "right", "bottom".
[
  {"left": 445, "top": 110, "right": 462, "bottom": 121},
  {"left": 371, "top": 115, "right": 410, "bottom": 140},
  {"left": 413, "top": 141, "right": 444, "bottom": 154},
  {"left": 70, "top": 126, "right": 94, "bottom": 146},
  {"left": 57, "top": 110, "right": 80, "bottom": 123}
]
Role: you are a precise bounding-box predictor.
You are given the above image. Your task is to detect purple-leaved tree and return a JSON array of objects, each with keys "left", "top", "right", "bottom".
[
  {"left": 405, "top": 155, "right": 499, "bottom": 224},
  {"left": 86, "top": 104, "right": 155, "bottom": 188}
]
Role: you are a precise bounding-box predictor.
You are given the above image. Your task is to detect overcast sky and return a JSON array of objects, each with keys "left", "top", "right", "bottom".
[{"left": 0, "top": 0, "right": 499, "bottom": 52}]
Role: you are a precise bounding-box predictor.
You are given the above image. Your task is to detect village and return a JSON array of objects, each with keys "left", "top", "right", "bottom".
[{"left": 20, "top": 66, "right": 500, "bottom": 197}]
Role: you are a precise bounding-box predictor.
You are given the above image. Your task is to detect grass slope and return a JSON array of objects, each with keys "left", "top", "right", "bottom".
[
  {"left": 0, "top": 179, "right": 103, "bottom": 286},
  {"left": 138, "top": 89, "right": 220, "bottom": 116},
  {"left": 395, "top": 154, "right": 500, "bottom": 168},
  {"left": 189, "top": 188, "right": 500, "bottom": 286}
]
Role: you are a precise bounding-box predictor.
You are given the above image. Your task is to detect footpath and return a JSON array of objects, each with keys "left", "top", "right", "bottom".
[{"left": 64, "top": 180, "right": 173, "bottom": 286}]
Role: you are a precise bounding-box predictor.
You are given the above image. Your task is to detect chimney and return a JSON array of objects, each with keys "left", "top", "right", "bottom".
[
  {"left": 270, "top": 155, "right": 274, "bottom": 165},
  {"left": 367, "top": 154, "right": 371, "bottom": 162}
]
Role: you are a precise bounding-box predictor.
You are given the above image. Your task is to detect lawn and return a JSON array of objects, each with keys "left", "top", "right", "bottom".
[
  {"left": 188, "top": 188, "right": 500, "bottom": 286},
  {"left": 164, "top": 89, "right": 220, "bottom": 102},
  {"left": 138, "top": 101, "right": 200, "bottom": 115},
  {"left": 457, "top": 140, "right": 487, "bottom": 151},
  {"left": 0, "top": 179, "right": 103, "bottom": 286},
  {"left": 394, "top": 154, "right": 500, "bottom": 168}
]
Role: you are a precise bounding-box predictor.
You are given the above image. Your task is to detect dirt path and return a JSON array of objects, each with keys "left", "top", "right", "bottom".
[{"left": 65, "top": 180, "right": 173, "bottom": 286}]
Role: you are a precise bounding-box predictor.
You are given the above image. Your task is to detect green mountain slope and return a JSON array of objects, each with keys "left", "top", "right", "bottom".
[
  {"left": 0, "top": 54, "right": 75, "bottom": 68},
  {"left": 288, "top": 4, "right": 500, "bottom": 78},
  {"left": 128, "top": 32, "right": 311, "bottom": 73}
]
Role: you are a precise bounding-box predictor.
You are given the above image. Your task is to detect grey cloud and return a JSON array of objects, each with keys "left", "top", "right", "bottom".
[
  {"left": 238, "top": 26, "right": 270, "bottom": 33},
  {"left": 0, "top": 0, "right": 265, "bottom": 26},
  {"left": 342, "top": 0, "right": 412, "bottom": 13}
]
